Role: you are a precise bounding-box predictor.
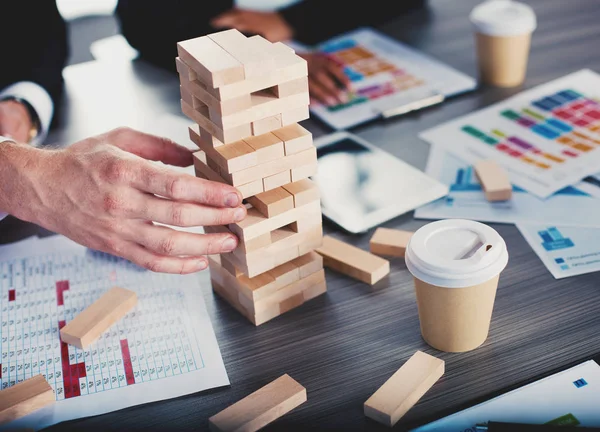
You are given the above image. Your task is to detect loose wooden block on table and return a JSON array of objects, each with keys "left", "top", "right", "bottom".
[
  {"left": 60, "top": 287, "right": 137, "bottom": 349},
  {"left": 364, "top": 351, "right": 444, "bottom": 427},
  {"left": 252, "top": 114, "right": 282, "bottom": 136},
  {"left": 0, "top": 375, "right": 54, "bottom": 425},
  {"left": 177, "top": 36, "right": 244, "bottom": 88},
  {"left": 282, "top": 179, "right": 320, "bottom": 207},
  {"left": 246, "top": 187, "right": 294, "bottom": 218},
  {"left": 474, "top": 159, "right": 512, "bottom": 202},
  {"left": 316, "top": 236, "right": 390, "bottom": 285},
  {"left": 209, "top": 374, "right": 306, "bottom": 432},
  {"left": 271, "top": 123, "right": 313, "bottom": 156},
  {"left": 370, "top": 228, "right": 414, "bottom": 258}
]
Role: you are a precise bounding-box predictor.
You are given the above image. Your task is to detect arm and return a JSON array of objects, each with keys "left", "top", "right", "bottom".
[{"left": 0, "top": 129, "right": 246, "bottom": 273}]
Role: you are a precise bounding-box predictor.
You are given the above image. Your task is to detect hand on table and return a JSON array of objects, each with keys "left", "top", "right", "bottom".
[
  {"left": 299, "top": 52, "right": 351, "bottom": 106},
  {"left": 210, "top": 9, "right": 293, "bottom": 42},
  {"left": 12, "top": 127, "right": 246, "bottom": 274},
  {"left": 0, "top": 99, "right": 33, "bottom": 143}
]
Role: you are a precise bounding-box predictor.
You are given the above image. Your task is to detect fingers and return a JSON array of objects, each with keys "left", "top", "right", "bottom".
[
  {"left": 324, "top": 59, "right": 351, "bottom": 89},
  {"left": 137, "top": 194, "right": 247, "bottom": 227},
  {"left": 308, "top": 76, "right": 344, "bottom": 106},
  {"left": 122, "top": 241, "right": 209, "bottom": 274},
  {"left": 211, "top": 10, "right": 241, "bottom": 28},
  {"left": 134, "top": 223, "right": 239, "bottom": 256},
  {"left": 107, "top": 127, "right": 193, "bottom": 167},
  {"left": 133, "top": 164, "right": 242, "bottom": 208}
]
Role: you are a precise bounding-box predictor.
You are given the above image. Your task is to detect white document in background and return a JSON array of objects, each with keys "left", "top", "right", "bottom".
[{"left": 516, "top": 223, "right": 600, "bottom": 279}]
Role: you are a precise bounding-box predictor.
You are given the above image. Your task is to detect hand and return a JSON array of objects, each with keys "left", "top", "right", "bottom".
[
  {"left": 13, "top": 127, "right": 247, "bottom": 274},
  {"left": 299, "top": 52, "right": 351, "bottom": 106},
  {"left": 211, "top": 9, "right": 293, "bottom": 42},
  {"left": 0, "top": 100, "right": 33, "bottom": 144}
]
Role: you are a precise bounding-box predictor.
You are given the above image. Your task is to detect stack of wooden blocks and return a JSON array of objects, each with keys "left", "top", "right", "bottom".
[{"left": 177, "top": 29, "right": 327, "bottom": 326}]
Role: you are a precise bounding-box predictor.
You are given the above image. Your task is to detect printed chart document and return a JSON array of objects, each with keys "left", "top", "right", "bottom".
[
  {"left": 412, "top": 360, "right": 600, "bottom": 431},
  {"left": 307, "top": 27, "right": 476, "bottom": 130},
  {"left": 420, "top": 69, "right": 600, "bottom": 198},
  {"left": 0, "top": 236, "right": 229, "bottom": 431},
  {"left": 516, "top": 224, "right": 600, "bottom": 279},
  {"left": 414, "top": 145, "right": 600, "bottom": 227}
]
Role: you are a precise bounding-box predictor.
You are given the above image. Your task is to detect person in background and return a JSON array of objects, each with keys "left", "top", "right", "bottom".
[{"left": 115, "top": 0, "right": 425, "bottom": 106}]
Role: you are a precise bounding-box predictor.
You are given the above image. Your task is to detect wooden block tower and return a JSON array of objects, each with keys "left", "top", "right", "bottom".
[{"left": 176, "top": 29, "right": 326, "bottom": 325}]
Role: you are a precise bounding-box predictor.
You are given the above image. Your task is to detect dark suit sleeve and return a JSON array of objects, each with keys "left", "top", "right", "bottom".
[
  {"left": 279, "top": 0, "right": 426, "bottom": 45},
  {"left": 115, "top": 0, "right": 233, "bottom": 73},
  {"left": 0, "top": 1, "right": 68, "bottom": 115}
]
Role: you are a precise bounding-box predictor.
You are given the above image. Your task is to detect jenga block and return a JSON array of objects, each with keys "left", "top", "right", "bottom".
[
  {"left": 281, "top": 105, "right": 310, "bottom": 126},
  {"left": 316, "top": 236, "right": 389, "bottom": 285},
  {"left": 177, "top": 36, "right": 244, "bottom": 88},
  {"left": 199, "top": 125, "right": 225, "bottom": 147},
  {"left": 190, "top": 125, "right": 257, "bottom": 173},
  {"left": 222, "top": 147, "right": 316, "bottom": 186},
  {"left": 205, "top": 225, "right": 271, "bottom": 254},
  {"left": 175, "top": 56, "right": 197, "bottom": 81},
  {"left": 302, "top": 279, "right": 327, "bottom": 301},
  {"left": 370, "top": 228, "right": 414, "bottom": 258},
  {"left": 252, "top": 114, "right": 283, "bottom": 136},
  {"left": 212, "top": 280, "right": 281, "bottom": 326},
  {"left": 268, "top": 261, "right": 300, "bottom": 289},
  {"left": 297, "top": 225, "right": 323, "bottom": 255},
  {"left": 0, "top": 375, "right": 54, "bottom": 425},
  {"left": 60, "top": 287, "right": 137, "bottom": 349},
  {"left": 291, "top": 210, "right": 322, "bottom": 233},
  {"left": 205, "top": 39, "right": 307, "bottom": 101},
  {"left": 364, "top": 351, "right": 444, "bottom": 427},
  {"left": 181, "top": 99, "right": 251, "bottom": 144},
  {"left": 290, "top": 251, "right": 323, "bottom": 279},
  {"left": 291, "top": 161, "right": 318, "bottom": 182},
  {"left": 243, "top": 132, "right": 285, "bottom": 164},
  {"left": 221, "top": 256, "right": 244, "bottom": 277},
  {"left": 207, "top": 30, "right": 275, "bottom": 78},
  {"left": 180, "top": 85, "right": 194, "bottom": 107},
  {"left": 474, "top": 159, "right": 512, "bottom": 202},
  {"left": 230, "top": 200, "right": 321, "bottom": 241},
  {"left": 247, "top": 187, "right": 294, "bottom": 218},
  {"left": 263, "top": 170, "right": 291, "bottom": 190},
  {"left": 274, "top": 76, "right": 309, "bottom": 98},
  {"left": 271, "top": 123, "right": 313, "bottom": 156},
  {"left": 207, "top": 156, "right": 222, "bottom": 174},
  {"left": 209, "top": 374, "right": 306, "bottom": 432},
  {"left": 283, "top": 179, "right": 320, "bottom": 207}
]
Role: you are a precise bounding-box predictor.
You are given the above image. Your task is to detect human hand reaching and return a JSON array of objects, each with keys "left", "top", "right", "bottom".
[
  {"left": 299, "top": 52, "right": 351, "bottom": 106},
  {"left": 210, "top": 9, "right": 293, "bottom": 42},
  {"left": 0, "top": 99, "right": 34, "bottom": 143},
  {"left": 3, "top": 127, "right": 246, "bottom": 273}
]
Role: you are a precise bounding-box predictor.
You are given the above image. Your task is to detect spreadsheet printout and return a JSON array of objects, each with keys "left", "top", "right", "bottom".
[{"left": 0, "top": 236, "right": 229, "bottom": 430}]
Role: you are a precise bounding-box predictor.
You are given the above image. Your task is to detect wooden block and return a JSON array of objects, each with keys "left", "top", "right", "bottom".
[
  {"left": 302, "top": 279, "right": 327, "bottom": 301},
  {"left": 207, "top": 156, "right": 222, "bottom": 175},
  {"left": 316, "top": 236, "right": 389, "bottom": 285},
  {"left": 263, "top": 170, "right": 291, "bottom": 191},
  {"left": 291, "top": 161, "right": 318, "bottom": 182},
  {"left": 282, "top": 179, "right": 320, "bottom": 207},
  {"left": 297, "top": 224, "right": 323, "bottom": 255},
  {"left": 252, "top": 114, "right": 283, "bottom": 136},
  {"left": 268, "top": 261, "right": 300, "bottom": 290},
  {"left": 221, "top": 256, "right": 244, "bottom": 277},
  {"left": 474, "top": 159, "right": 512, "bottom": 202},
  {"left": 274, "top": 76, "right": 309, "bottom": 98},
  {"left": 177, "top": 36, "right": 244, "bottom": 88},
  {"left": 60, "top": 287, "right": 136, "bottom": 349},
  {"left": 199, "top": 125, "right": 225, "bottom": 147},
  {"left": 281, "top": 105, "right": 310, "bottom": 126},
  {"left": 246, "top": 187, "right": 294, "bottom": 218},
  {"left": 370, "top": 228, "right": 414, "bottom": 258},
  {"left": 243, "top": 132, "right": 285, "bottom": 164},
  {"left": 206, "top": 38, "right": 307, "bottom": 101},
  {"left": 364, "top": 351, "right": 444, "bottom": 427},
  {"left": 208, "top": 30, "right": 275, "bottom": 79},
  {"left": 222, "top": 147, "right": 316, "bottom": 187},
  {"left": 241, "top": 232, "right": 272, "bottom": 254},
  {"left": 0, "top": 375, "right": 54, "bottom": 425},
  {"left": 175, "top": 56, "right": 197, "bottom": 81},
  {"left": 271, "top": 123, "right": 313, "bottom": 156},
  {"left": 209, "top": 374, "right": 306, "bottom": 432},
  {"left": 211, "top": 280, "right": 281, "bottom": 326},
  {"left": 190, "top": 125, "right": 257, "bottom": 173},
  {"left": 180, "top": 85, "right": 194, "bottom": 107},
  {"left": 290, "top": 251, "right": 323, "bottom": 279},
  {"left": 291, "top": 210, "right": 322, "bottom": 233},
  {"left": 181, "top": 99, "right": 251, "bottom": 144}
]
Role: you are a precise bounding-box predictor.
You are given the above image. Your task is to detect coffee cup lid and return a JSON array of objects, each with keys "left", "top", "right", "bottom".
[
  {"left": 469, "top": 0, "right": 537, "bottom": 36},
  {"left": 405, "top": 219, "right": 508, "bottom": 288}
]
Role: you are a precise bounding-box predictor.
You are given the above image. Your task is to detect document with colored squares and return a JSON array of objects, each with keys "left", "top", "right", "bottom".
[
  {"left": 420, "top": 69, "right": 600, "bottom": 198},
  {"left": 307, "top": 27, "right": 476, "bottom": 130}
]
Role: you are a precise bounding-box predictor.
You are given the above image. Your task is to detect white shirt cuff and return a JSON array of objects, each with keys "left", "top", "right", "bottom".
[
  {"left": 0, "top": 212, "right": 6, "bottom": 222},
  {"left": 0, "top": 81, "right": 53, "bottom": 147}
]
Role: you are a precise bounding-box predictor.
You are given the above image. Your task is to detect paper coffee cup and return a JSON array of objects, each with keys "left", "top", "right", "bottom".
[
  {"left": 470, "top": 0, "right": 537, "bottom": 87},
  {"left": 405, "top": 219, "right": 508, "bottom": 352}
]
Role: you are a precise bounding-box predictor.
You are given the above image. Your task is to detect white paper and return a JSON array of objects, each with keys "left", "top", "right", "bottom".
[
  {"left": 308, "top": 27, "right": 476, "bottom": 130},
  {"left": 0, "top": 236, "right": 229, "bottom": 431},
  {"left": 420, "top": 69, "right": 600, "bottom": 198},
  {"left": 412, "top": 360, "right": 600, "bottom": 431},
  {"left": 414, "top": 144, "right": 600, "bottom": 227},
  {"left": 515, "top": 223, "right": 600, "bottom": 279}
]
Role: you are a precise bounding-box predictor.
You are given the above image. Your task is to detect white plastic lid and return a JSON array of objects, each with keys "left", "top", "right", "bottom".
[
  {"left": 405, "top": 219, "right": 508, "bottom": 288},
  {"left": 469, "top": 0, "right": 537, "bottom": 36}
]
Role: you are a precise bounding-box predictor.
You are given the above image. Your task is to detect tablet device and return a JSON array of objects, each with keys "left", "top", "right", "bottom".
[{"left": 312, "top": 131, "right": 449, "bottom": 233}]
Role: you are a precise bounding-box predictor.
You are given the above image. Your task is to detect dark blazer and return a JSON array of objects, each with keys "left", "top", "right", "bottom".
[
  {"left": 116, "top": 0, "right": 425, "bottom": 73},
  {"left": 1, "top": 1, "right": 69, "bottom": 117}
]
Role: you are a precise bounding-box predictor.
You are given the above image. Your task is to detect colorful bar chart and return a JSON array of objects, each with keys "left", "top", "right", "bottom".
[{"left": 537, "top": 226, "right": 575, "bottom": 251}]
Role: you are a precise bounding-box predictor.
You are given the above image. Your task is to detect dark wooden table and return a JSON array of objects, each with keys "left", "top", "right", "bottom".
[{"left": 3, "top": 0, "right": 600, "bottom": 430}]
